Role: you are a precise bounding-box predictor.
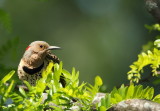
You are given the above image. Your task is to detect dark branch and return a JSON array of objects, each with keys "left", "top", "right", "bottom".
[
  {"left": 145, "top": 0, "right": 160, "bottom": 22},
  {"left": 139, "top": 72, "right": 152, "bottom": 83}
]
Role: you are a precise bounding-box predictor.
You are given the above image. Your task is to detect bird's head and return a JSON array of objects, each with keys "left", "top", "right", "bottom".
[
  {"left": 23, "top": 41, "right": 60, "bottom": 65},
  {"left": 25, "top": 41, "right": 60, "bottom": 53}
]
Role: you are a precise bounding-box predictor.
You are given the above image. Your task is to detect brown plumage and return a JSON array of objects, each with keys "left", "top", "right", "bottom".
[{"left": 18, "top": 41, "right": 65, "bottom": 86}]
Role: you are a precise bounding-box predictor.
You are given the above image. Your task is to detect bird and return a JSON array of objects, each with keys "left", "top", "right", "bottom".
[{"left": 17, "top": 41, "right": 65, "bottom": 87}]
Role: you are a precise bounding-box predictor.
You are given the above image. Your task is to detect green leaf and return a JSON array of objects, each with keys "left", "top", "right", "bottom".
[
  {"left": 62, "top": 69, "right": 71, "bottom": 79},
  {"left": 72, "top": 67, "right": 76, "bottom": 76},
  {"left": 153, "top": 94, "right": 160, "bottom": 103},
  {"left": 42, "top": 62, "right": 54, "bottom": 78},
  {"left": 95, "top": 76, "right": 103, "bottom": 86},
  {"left": 105, "top": 93, "right": 111, "bottom": 108},
  {"left": 1, "top": 70, "right": 15, "bottom": 84},
  {"left": 134, "top": 85, "right": 143, "bottom": 98},
  {"left": 142, "top": 86, "right": 154, "bottom": 100},
  {"left": 142, "top": 86, "right": 150, "bottom": 99},
  {"left": 19, "top": 87, "right": 27, "bottom": 98},
  {"left": 9, "top": 93, "right": 23, "bottom": 103},
  {"left": 126, "top": 84, "right": 134, "bottom": 99},
  {"left": 23, "top": 81, "right": 32, "bottom": 91},
  {"left": 110, "top": 98, "right": 117, "bottom": 104},
  {"left": 99, "top": 106, "right": 107, "bottom": 111},
  {"left": 100, "top": 98, "right": 106, "bottom": 107},
  {"left": 36, "top": 80, "right": 46, "bottom": 93},
  {"left": 114, "top": 93, "right": 122, "bottom": 102},
  {"left": 111, "top": 87, "right": 118, "bottom": 97},
  {"left": 4, "top": 80, "right": 14, "bottom": 97},
  {"left": 147, "top": 87, "right": 154, "bottom": 100},
  {"left": 118, "top": 84, "right": 127, "bottom": 99},
  {"left": 154, "top": 39, "right": 160, "bottom": 47}
]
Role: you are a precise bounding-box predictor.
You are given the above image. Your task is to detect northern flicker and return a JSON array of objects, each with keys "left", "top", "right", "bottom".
[{"left": 18, "top": 41, "right": 65, "bottom": 86}]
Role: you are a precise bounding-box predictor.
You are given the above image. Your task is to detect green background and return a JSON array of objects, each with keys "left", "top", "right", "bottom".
[{"left": 0, "top": 0, "right": 154, "bottom": 90}]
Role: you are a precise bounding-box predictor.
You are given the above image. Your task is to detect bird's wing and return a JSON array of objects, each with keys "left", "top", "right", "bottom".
[
  {"left": 46, "top": 53, "right": 60, "bottom": 64},
  {"left": 46, "top": 53, "right": 66, "bottom": 87}
]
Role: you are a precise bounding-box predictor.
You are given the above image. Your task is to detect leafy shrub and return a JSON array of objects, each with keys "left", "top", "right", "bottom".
[
  {"left": 99, "top": 84, "right": 160, "bottom": 110},
  {"left": 0, "top": 62, "right": 102, "bottom": 111},
  {"left": 128, "top": 24, "right": 160, "bottom": 83}
]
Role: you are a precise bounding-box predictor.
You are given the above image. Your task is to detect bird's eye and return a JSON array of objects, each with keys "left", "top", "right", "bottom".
[{"left": 40, "top": 45, "right": 43, "bottom": 48}]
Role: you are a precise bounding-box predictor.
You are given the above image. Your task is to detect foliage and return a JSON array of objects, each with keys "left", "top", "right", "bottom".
[
  {"left": 128, "top": 24, "right": 160, "bottom": 83},
  {"left": 99, "top": 84, "right": 160, "bottom": 110},
  {"left": 0, "top": 70, "right": 15, "bottom": 110},
  {"left": 0, "top": 61, "right": 102, "bottom": 111},
  {"left": 145, "top": 24, "right": 160, "bottom": 32},
  {"left": 127, "top": 47, "right": 160, "bottom": 83},
  {"left": 100, "top": 24, "right": 160, "bottom": 110},
  {"left": 142, "top": 41, "right": 154, "bottom": 52},
  {"left": 1, "top": 61, "right": 160, "bottom": 111}
]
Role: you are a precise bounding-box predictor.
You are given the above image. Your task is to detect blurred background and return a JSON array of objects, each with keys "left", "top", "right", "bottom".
[{"left": 0, "top": 0, "right": 156, "bottom": 91}]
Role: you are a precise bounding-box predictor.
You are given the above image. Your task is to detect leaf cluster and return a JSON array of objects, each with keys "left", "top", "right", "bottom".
[
  {"left": 0, "top": 61, "right": 102, "bottom": 111},
  {"left": 128, "top": 24, "right": 160, "bottom": 83},
  {"left": 128, "top": 24, "right": 160, "bottom": 84},
  {"left": 0, "top": 71, "right": 15, "bottom": 110},
  {"left": 127, "top": 47, "right": 160, "bottom": 83},
  {"left": 145, "top": 24, "right": 160, "bottom": 32}
]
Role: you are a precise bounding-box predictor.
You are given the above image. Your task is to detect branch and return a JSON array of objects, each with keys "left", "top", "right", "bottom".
[
  {"left": 108, "top": 99, "right": 160, "bottom": 111},
  {"left": 92, "top": 93, "right": 160, "bottom": 111},
  {"left": 139, "top": 73, "right": 152, "bottom": 83},
  {"left": 145, "top": 0, "right": 160, "bottom": 22}
]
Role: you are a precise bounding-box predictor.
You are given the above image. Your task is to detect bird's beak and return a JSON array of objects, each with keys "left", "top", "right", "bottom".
[{"left": 47, "top": 46, "right": 61, "bottom": 50}]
